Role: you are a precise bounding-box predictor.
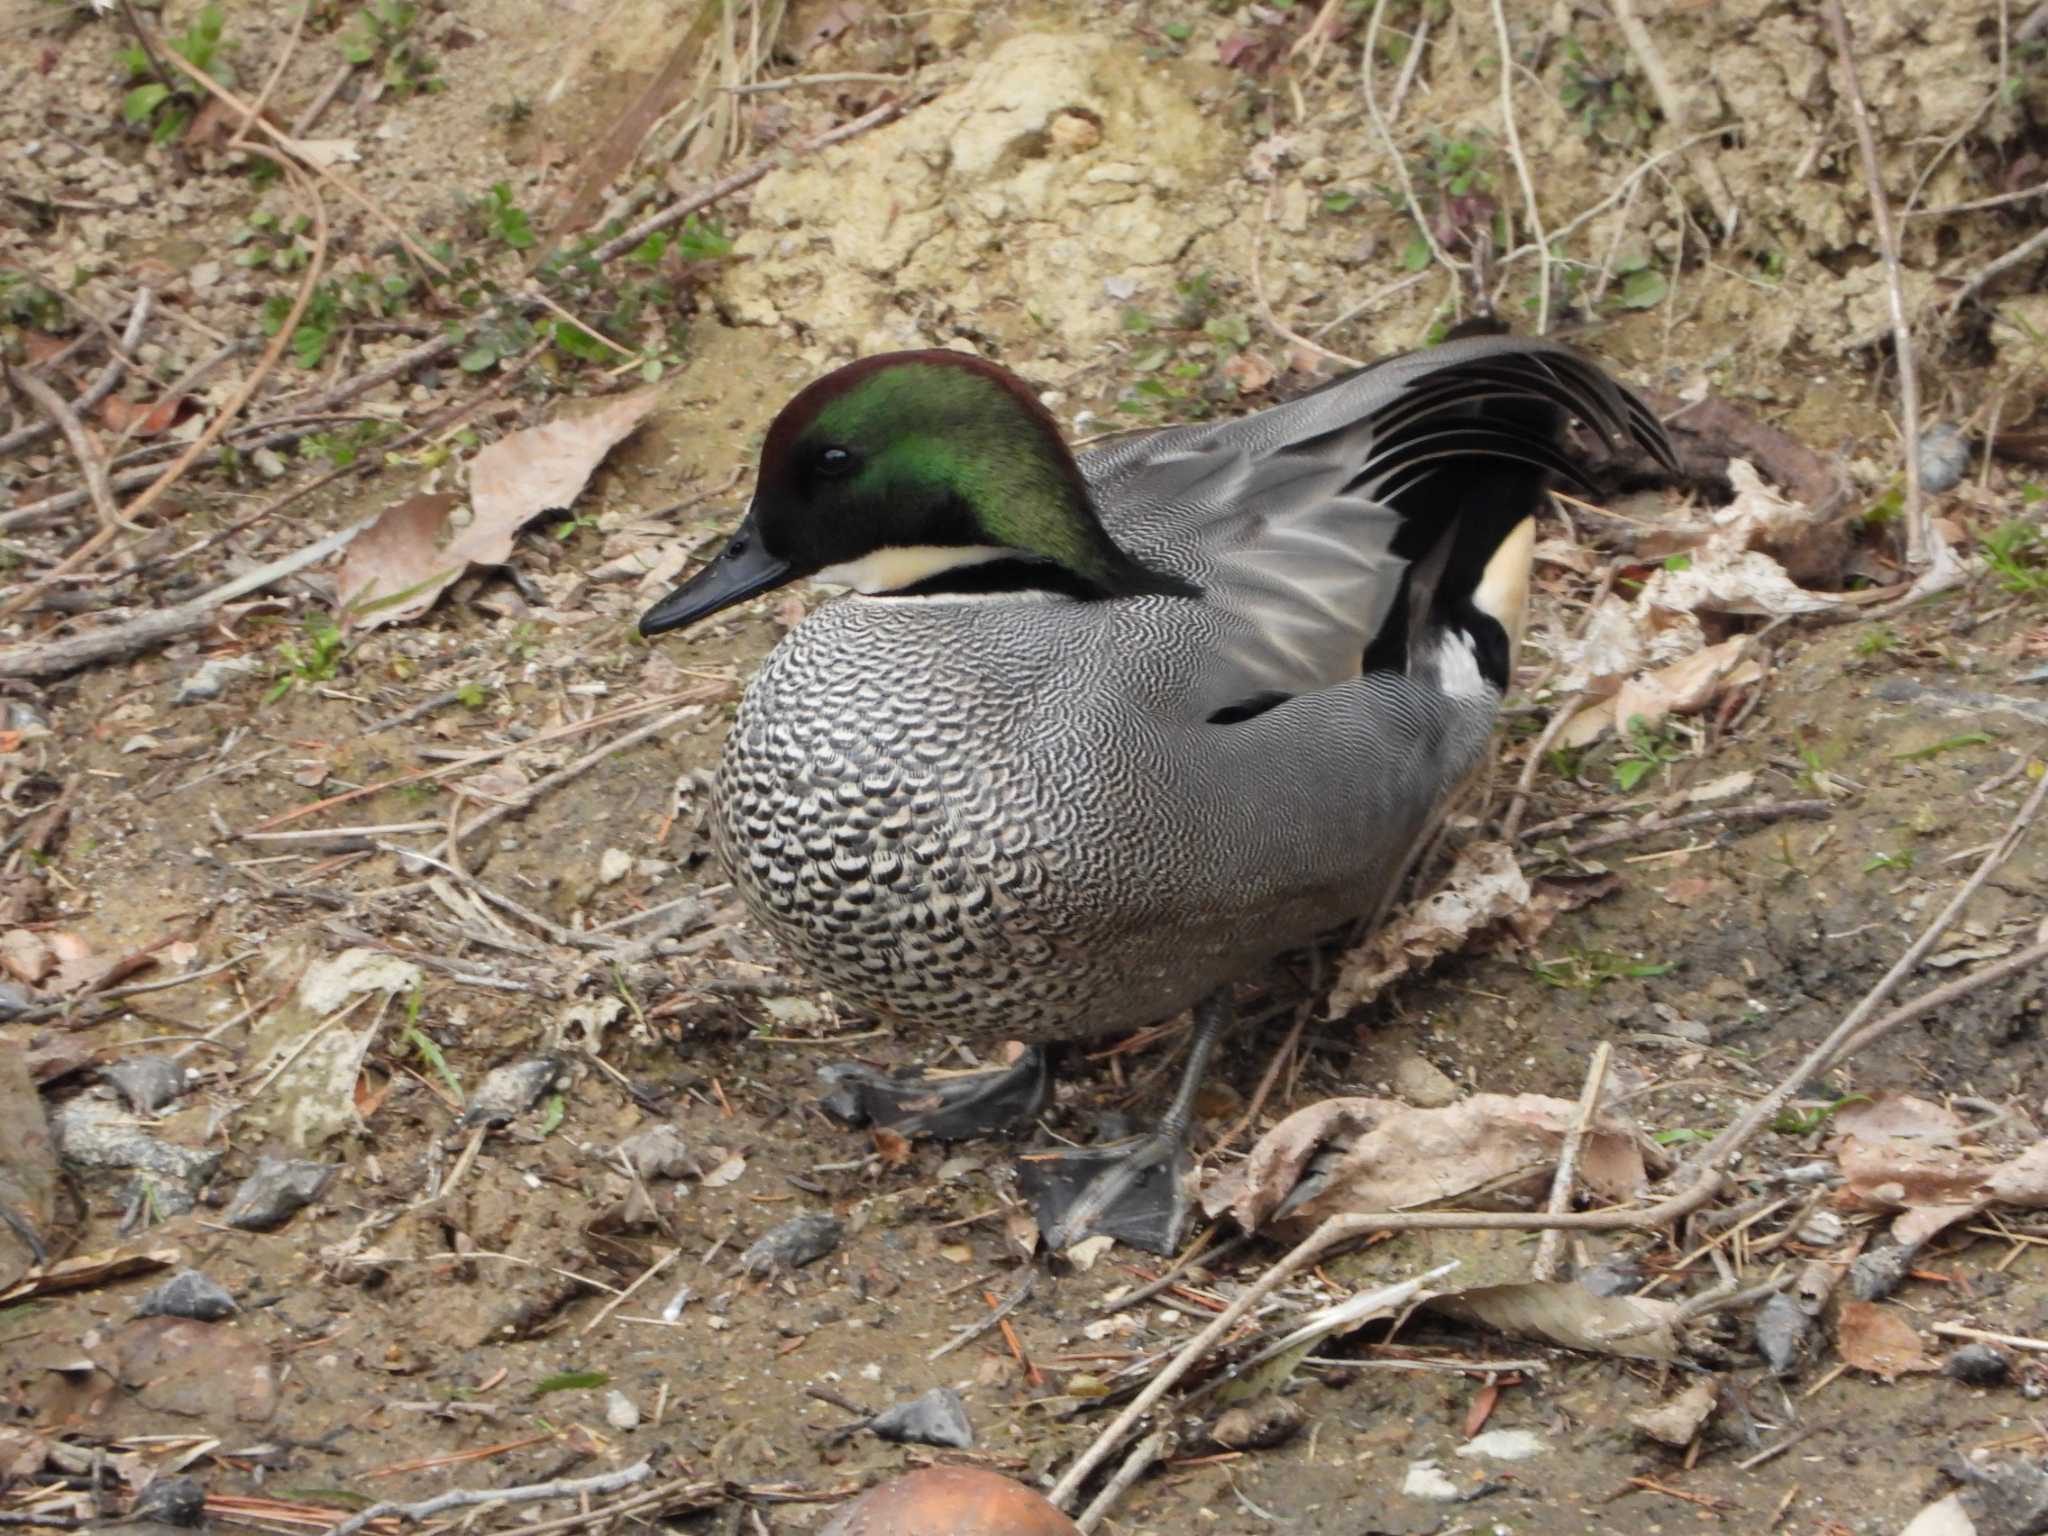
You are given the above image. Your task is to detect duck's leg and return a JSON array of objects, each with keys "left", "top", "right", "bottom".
[
  {"left": 1016, "top": 988, "right": 1233, "bottom": 1256},
  {"left": 817, "top": 1047, "right": 1052, "bottom": 1140}
]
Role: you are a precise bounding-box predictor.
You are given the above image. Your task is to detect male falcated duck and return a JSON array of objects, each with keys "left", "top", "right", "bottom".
[{"left": 642, "top": 334, "right": 1674, "bottom": 1254}]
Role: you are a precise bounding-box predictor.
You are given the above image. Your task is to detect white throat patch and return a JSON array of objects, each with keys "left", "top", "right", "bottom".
[{"left": 813, "top": 544, "right": 1012, "bottom": 594}]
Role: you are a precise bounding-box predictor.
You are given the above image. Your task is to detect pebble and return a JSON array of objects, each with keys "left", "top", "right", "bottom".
[
  {"left": 1401, "top": 1461, "right": 1464, "bottom": 1501},
  {"left": 103, "top": 1056, "right": 189, "bottom": 1113},
  {"left": 870, "top": 1386, "right": 973, "bottom": 1449},
  {"left": 1946, "top": 1343, "right": 2011, "bottom": 1386},
  {"left": 1917, "top": 423, "right": 1971, "bottom": 493},
  {"left": 605, "top": 1389, "right": 641, "bottom": 1430},
  {"left": 173, "top": 656, "right": 259, "bottom": 704},
  {"left": 463, "top": 1056, "right": 564, "bottom": 1126},
  {"left": 136, "top": 1269, "right": 238, "bottom": 1322},
  {"left": 223, "top": 1157, "right": 336, "bottom": 1231},
  {"left": 1391, "top": 1053, "right": 1458, "bottom": 1108},
  {"left": 1456, "top": 1428, "right": 1548, "bottom": 1462},
  {"left": 738, "top": 1212, "right": 844, "bottom": 1275}
]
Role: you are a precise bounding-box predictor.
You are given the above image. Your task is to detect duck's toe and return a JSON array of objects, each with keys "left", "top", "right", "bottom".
[
  {"left": 817, "top": 1047, "right": 1051, "bottom": 1140},
  {"left": 1017, "top": 1131, "right": 1192, "bottom": 1257}
]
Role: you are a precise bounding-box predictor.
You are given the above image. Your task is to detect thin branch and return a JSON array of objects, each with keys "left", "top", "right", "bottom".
[
  {"left": 1822, "top": 0, "right": 1928, "bottom": 568},
  {"left": 3, "top": 363, "right": 139, "bottom": 535},
  {"left": 1488, "top": 0, "right": 1550, "bottom": 332},
  {"left": 1532, "top": 1040, "right": 1611, "bottom": 1281},
  {"left": 1362, "top": 0, "right": 1463, "bottom": 281},
  {"left": 0, "top": 288, "right": 152, "bottom": 458}
]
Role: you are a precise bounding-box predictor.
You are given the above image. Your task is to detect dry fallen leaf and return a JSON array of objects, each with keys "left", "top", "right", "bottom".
[
  {"left": 1330, "top": 842, "right": 1531, "bottom": 1014},
  {"left": 1629, "top": 1375, "right": 1718, "bottom": 1445},
  {"left": 1426, "top": 1280, "right": 1682, "bottom": 1361},
  {"left": 337, "top": 390, "right": 657, "bottom": 630},
  {"left": 1835, "top": 1300, "right": 1937, "bottom": 1381},
  {"left": 1210, "top": 1092, "right": 1652, "bottom": 1236}
]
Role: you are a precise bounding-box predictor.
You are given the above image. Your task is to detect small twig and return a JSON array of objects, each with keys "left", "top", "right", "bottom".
[
  {"left": 3, "top": 363, "right": 140, "bottom": 535},
  {"left": 1362, "top": 0, "right": 1463, "bottom": 281},
  {"left": 450, "top": 703, "right": 718, "bottom": 852},
  {"left": 929, "top": 1266, "right": 1035, "bottom": 1362},
  {"left": 1906, "top": 178, "right": 2048, "bottom": 220},
  {"left": 1386, "top": 15, "right": 1429, "bottom": 122},
  {"left": 319, "top": 1460, "right": 653, "bottom": 1536},
  {"left": 1499, "top": 690, "right": 1587, "bottom": 844},
  {"left": 724, "top": 71, "right": 912, "bottom": 93},
  {"left": 291, "top": 62, "right": 355, "bottom": 137},
  {"left": 585, "top": 93, "right": 925, "bottom": 267},
  {"left": 1931, "top": 1321, "right": 2048, "bottom": 1354},
  {"left": 1533, "top": 1041, "right": 1611, "bottom": 1281},
  {"left": 580, "top": 1248, "right": 678, "bottom": 1336},
  {"left": 1487, "top": 0, "right": 1550, "bottom": 333},
  {"left": 1822, "top": 0, "right": 1929, "bottom": 570},
  {"left": 1945, "top": 223, "right": 2048, "bottom": 317},
  {"left": 0, "top": 288, "right": 152, "bottom": 458},
  {"left": 1250, "top": 198, "right": 1365, "bottom": 369},
  {"left": 1556, "top": 797, "right": 1834, "bottom": 857},
  {"left": 1608, "top": 0, "right": 1739, "bottom": 236},
  {"left": 0, "top": 513, "right": 372, "bottom": 680},
  {"left": 1074, "top": 1429, "right": 1172, "bottom": 1536}
]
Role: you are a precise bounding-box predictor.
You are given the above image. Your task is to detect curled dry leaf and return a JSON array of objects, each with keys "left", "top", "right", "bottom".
[
  {"left": 1629, "top": 1375, "right": 1718, "bottom": 1445},
  {"left": 1426, "top": 1280, "right": 1682, "bottom": 1362},
  {"left": 1835, "top": 1300, "right": 1937, "bottom": 1381},
  {"left": 1208, "top": 1091, "right": 1652, "bottom": 1236},
  {"left": 1840, "top": 1135, "right": 2048, "bottom": 1246},
  {"left": 337, "top": 390, "right": 658, "bottom": 631},
  {"left": 1831, "top": 1092, "right": 1967, "bottom": 1144},
  {"left": 1329, "top": 843, "right": 1616, "bottom": 1013}
]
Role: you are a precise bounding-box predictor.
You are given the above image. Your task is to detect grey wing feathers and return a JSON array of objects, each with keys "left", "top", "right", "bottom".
[{"left": 1077, "top": 335, "right": 1672, "bottom": 708}]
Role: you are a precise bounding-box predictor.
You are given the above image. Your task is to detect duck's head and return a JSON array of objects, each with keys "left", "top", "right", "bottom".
[{"left": 639, "top": 350, "right": 1192, "bottom": 637}]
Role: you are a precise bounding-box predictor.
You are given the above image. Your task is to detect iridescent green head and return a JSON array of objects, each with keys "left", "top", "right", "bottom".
[{"left": 639, "top": 350, "right": 1192, "bottom": 636}]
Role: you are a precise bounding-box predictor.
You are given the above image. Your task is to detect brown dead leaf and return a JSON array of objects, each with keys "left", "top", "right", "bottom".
[
  {"left": 1222, "top": 349, "right": 1276, "bottom": 396},
  {"left": 333, "top": 493, "right": 463, "bottom": 630},
  {"left": 1612, "top": 637, "right": 1756, "bottom": 736},
  {"left": 1, "top": 929, "right": 53, "bottom": 984},
  {"left": 1210, "top": 1092, "right": 1651, "bottom": 1236},
  {"left": 1831, "top": 1093, "right": 1966, "bottom": 1144},
  {"left": 871, "top": 1128, "right": 912, "bottom": 1168},
  {"left": 337, "top": 390, "right": 657, "bottom": 631},
  {"left": 1329, "top": 842, "right": 1529, "bottom": 1014},
  {"left": 1427, "top": 1280, "right": 1682, "bottom": 1361},
  {"left": 96, "top": 394, "right": 186, "bottom": 437},
  {"left": 1836, "top": 1300, "right": 1937, "bottom": 1380}
]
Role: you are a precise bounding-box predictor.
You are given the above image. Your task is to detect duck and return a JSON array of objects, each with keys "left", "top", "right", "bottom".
[{"left": 640, "top": 332, "right": 1675, "bottom": 1254}]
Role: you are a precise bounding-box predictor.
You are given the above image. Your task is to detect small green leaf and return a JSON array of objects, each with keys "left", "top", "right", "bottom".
[
  {"left": 1322, "top": 190, "right": 1359, "bottom": 214},
  {"left": 1618, "top": 268, "right": 1668, "bottom": 309},
  {"left": 124, "top": 83, "right": 171, "bottom": 124},
  {"left": 1615, "top": 758, "right": 1655, "bottom": 792},
  {"left": 458, "top": 344, "right": 499, "bottom": 372},
  {"left": 534, "top": 1370, "right": 608, "bottom": 1396},
  {"left": 1400, "top": 234, "right": 1432, "bottom": 271}
]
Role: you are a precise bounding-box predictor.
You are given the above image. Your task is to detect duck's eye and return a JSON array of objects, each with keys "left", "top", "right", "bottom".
[{"left": 813, "top": 445, "right": 859, "bottom": 479}]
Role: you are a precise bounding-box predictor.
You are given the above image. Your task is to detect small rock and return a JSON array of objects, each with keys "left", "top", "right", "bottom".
[
  {"left": 1046, "top": 110, "right": 1101, "bottom": 155},
  {"left": 614, "top": 1123, "right": 690, "bottom": 1180},
  {"left": 1947, "top": 1344, "right": 2011, "bottom": 1387},
  {"left": 0, "top": 981, "right": 34, "bottom": 1020},
  {"left": 1917, "top": 423, "right": 1971, "bottom": 493},
  {"left": 1208, "top": 1396, "right": 1304, "bottom": 1451},
  {"left": 252, "top": 447, "right": 289, "bottom": 480},
  {"left": 464, "top": 1056, "right": 564, "bottom": 1127},
  {"left": 869, "top": 1385, "right": 973, "bottom": 1448},
  {"left": 1402, "top": 1460, "right": 1464, "bottom": 1501},
  {"left": 605, "top": 1389, "right": 641, "bottom": 1430},
  {"left": 1796, "top": 1208, "right": 1845, "bottom": 1245},
  {"left": 598, "top": 848, "right": 633, "bottom": 885},
  {"left": 222, "top": 1157, "right": 335, "bottom": 1231},
  {"left": 136, "top": 1270, "right": 237, "bottom": 1322},
  {"left": 738, "top": 1212, "right": 843, "bottom": 1275},
  {"left": 1456, "top": 1428, "right": 1548, "bottom": 1462},
  {"left": 1847, "top": 1244, "right": 1915, "bottom": 1301},
  {"left": 1391, "top": 1054, "right": 1458, "bottom": 1108},
  {"left": 103, "top": 1057, "right": 189, "bottom": 1114},
  {"left": 1578, "top": 1259, "right": 1645, "bottom": 1297},
  {"left": 129, "top": 1475, "right": 207, "bottom": 1527},
  {"left": 1754, "top": 1290, "right": 1812, "bottom": 1376},
  {"left": 1629, "top": 1376, "right": 1718, "bottom": 1446},
  {"left": 173, "top": 656, "right": 258, "bottom": 704}
]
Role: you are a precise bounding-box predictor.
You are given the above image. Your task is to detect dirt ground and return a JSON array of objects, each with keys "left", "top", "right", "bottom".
[{"left": 5, "top": 1, "right": 2048, "bottom": 1533}]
